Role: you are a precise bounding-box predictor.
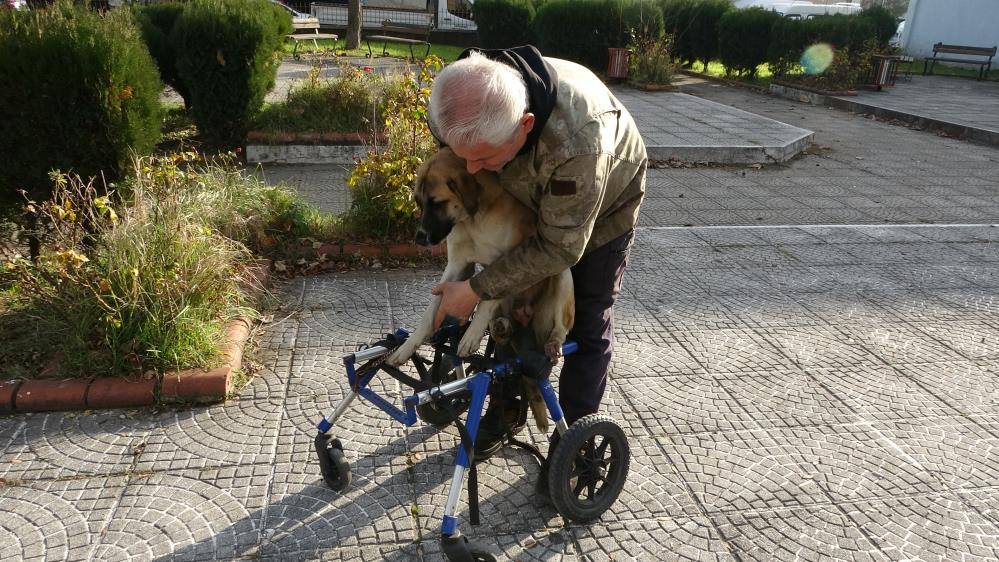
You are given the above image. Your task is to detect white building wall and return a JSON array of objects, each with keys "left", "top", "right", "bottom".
[{"left": 901, "top": 0, "right": 999, "bottom": 59}]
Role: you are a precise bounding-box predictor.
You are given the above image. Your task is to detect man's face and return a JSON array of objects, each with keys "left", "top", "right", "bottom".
[{"left": 451, "top": 113, "right": 535, "bottom": 174}]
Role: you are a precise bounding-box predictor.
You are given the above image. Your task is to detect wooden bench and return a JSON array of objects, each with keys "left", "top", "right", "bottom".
[
  {"left": 365, "top": 20, "right": 431, "bottom": 60},
  {"left": 286, "top": 17, "right": 339, "bottom": 60},
  {"left": 923, "top": 43, "right": 996, "bottom": 81}
]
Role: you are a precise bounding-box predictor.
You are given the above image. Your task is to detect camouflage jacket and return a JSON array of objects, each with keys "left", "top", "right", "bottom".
[{"left": 469, "top": 57, "right": 648, "bottom": 301}]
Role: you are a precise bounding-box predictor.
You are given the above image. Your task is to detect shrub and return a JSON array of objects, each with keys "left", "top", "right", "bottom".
[
  {"left": 345, "top": 57, "right": 443, "bottom": 241},
  {"left": 628, "top": 32, "right": 675, "bottom": 85},
  {"left": 717, "top": 7, "right": 781, "bottom": 76},
  {"left": 252, "top": 63, "right": 379, "bottom": 135},
  {"left": 1, "top": 152, "right": 336, "bottom": 377},
  {"left": 474, "top": 0, "right": 536, "bottom": 49},
  {"left": 533, "top": 0, "right": 662, "bottom": 71},
  {"left": 133, "top": 2, "right": 189, "bottom": 107},
  {"left": 660, "top": 0, "right": 731, "bottom": 67},
  {"left": 859, "top": 5, "right": 897, "bottom": 47},
  {"left": 0, "top": 1, "right": 162, "bottom": 222},
  {"left": 171, "top": 0, "right": 293, "bottom": 146},
  {"left": 768, "top": 13, "right": 879, "bottom": 84},
  {"left": 768, "top": 15, "right": 809, "bottom": 77}
]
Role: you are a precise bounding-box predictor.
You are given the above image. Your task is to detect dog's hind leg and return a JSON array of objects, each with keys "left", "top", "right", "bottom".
[
  {"left": 386, "top": 259, "right": 472, "bottom": 366},
  {"left": 538, "top": 272, "right": 574, "bottom": 364}
]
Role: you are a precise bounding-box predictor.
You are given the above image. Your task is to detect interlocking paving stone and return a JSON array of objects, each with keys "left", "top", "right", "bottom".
[
  {"left": 671, "top": 328, "right": 799, "bottom": 374},
  {"left": 842, "top": 494, "right": 999, "bottom": 561},
  {"left": 713, "top": 370, "right": 856, "bottom": 429},
  {"left": 776, "top": 423, "right": 942, "bottom": 502},
  {"left": 809, "top": 365, "right": 962, "bottom": 421},
  {"left": 660, "top": 429, "right": 827, "bottom": 512},
  {"left": 0, "top": 410, "right": 149, "bottom": 482},
  {"left": 712, "top": 504, "right": 886, "bottom": 562},
  {"left": 93, "top": 467, "right": 268, "bottom": 560},
  {"left": 891, "top": 362, "right": 999, "bottom": 416},
  {"left": 0, "top": 476, "right": 126, "bottom": 562},
  {"left": 611, "top": 332, "right": 706, "bottom": 378},
  {"left": 134, "top": 397, "right": 282, "bottom": 472},
  {"left": 5, "top": 221, "right": 999, "bottom": 559},
  {"left": 870, "top": 416, "right": 999, "bottom": 491},
  {"left": 420, "top": 527, "right": 580, "bottom": 561},
  {"left": 912, "top": 321, "right": 999, "bottom": 362},
  {"left": 575, "top": 519, "right": 735, "bottom": 561},
  {"left": 620, "top": 374, "right": 756, "bottom": 435},
  {"left": 833, "top": 322, "right": 971, "bottom": 365}
]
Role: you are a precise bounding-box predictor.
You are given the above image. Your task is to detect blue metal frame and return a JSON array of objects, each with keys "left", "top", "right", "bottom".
[{"left": 316, "top": 334, "right": 577, "bottom": 543}]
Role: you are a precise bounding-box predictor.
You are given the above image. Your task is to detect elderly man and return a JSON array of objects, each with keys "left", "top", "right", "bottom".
[{"left": 427, "top": 45, "right": 647, "bottom": 473}]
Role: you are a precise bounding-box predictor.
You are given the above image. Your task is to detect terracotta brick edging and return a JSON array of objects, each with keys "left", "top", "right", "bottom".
[
  {"left": 1, "top": 260, "right": 270, "bottom": 414},
  {"left": 311, "top": 240, "right": 447, "bottom": 260}
]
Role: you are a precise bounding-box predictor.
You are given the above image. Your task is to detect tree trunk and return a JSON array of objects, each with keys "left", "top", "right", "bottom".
[{"left": 347, "top": 0, "right": 362, "bottom": 50}]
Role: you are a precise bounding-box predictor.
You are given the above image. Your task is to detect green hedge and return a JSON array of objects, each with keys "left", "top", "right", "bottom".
[
  {"left": 767, "top": 13, "right": 877, "bottom": 77},
  {"left": 134, "top": 2, "right": 189, "bottom": 107},
  {"left": 474, "top": 0, "right": 536, "bottom": 49},
  {"left": 660, "top": 0, "right": 731, "bottom": 66},
  {"left": 859, "top": 5, "right": 898, "bottom": 47},
  {"left": 533, "top": 0, "right": 662, "bottom": 70},
  {"left": 171, "top": 0, "right": 292, "bottom": 146},
  {"left": 717, "top": 7, "right": 781, "bottom": 76},
  {"left": 0, "top": 1, "right": 161, "bottom": 218}
]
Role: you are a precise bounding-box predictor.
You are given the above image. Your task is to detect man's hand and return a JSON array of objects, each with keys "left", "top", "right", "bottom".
[{"left": 432, "top": 279, "right": 480, "bottom": 330}]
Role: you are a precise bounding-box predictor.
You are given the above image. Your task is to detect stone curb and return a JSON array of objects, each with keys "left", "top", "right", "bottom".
[
  {"left": 679, "top": 69, "right": 770, "bottom": 95},
  {"left": 825, "top": 96, "right": 999, "bottom": 148},
  {"left": 1, "top": 261, "right": 270, "bottom": 414}
]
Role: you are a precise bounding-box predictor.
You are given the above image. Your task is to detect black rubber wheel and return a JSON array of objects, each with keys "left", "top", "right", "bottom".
[
  {"left": 415, "top": 355, "right": 470, "bottom": 427},
  {"left": 318, "top": 438, "right": 351, "bottom": 491},
  {"left": 547, "top": 413, "right": 630, "bottom": 523},
  {"left": 468, "top": 546, "right": 496, "bottom": 562}
]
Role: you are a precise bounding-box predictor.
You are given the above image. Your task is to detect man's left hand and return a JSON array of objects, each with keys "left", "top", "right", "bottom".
[{"left": 432, "top": 280, "right": 480, "bottom": 330}]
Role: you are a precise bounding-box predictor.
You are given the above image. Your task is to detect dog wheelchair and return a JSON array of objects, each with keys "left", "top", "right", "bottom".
[{"left": 314, "top": 318, "right": 631, "bottom": 561}]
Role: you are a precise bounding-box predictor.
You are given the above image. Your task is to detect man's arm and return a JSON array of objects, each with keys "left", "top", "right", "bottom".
[{"left": 469, "top": 153, "right": 612, "bottom": 300}]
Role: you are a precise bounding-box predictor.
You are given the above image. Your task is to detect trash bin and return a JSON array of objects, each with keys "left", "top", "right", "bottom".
[
  {"left": 607, "top": 48, "right": 630, "bottom": 80},
  {"left": 866, "top": 54, "right": 901, "bottom": 91}
]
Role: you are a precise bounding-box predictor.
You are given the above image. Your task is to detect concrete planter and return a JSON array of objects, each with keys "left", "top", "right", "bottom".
[
  {"left": 770, "top": 80, "right": 857, "bottom": 106},
  {"left": 628, "top": 81, "right": 677, "bottom": 92},
  {"left": 245, "top": 130, "right": 383, "bottom": 165}
]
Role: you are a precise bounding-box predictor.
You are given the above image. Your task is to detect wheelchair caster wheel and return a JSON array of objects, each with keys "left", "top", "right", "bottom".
[
  {"left": 315, "top": 434, "right": 351, "bottom": 492},
  {"left": 548, "top": 413, "right": 630, "bottom": 522},
  {"left": 441, "top": 534, "right": 496, "bottom": 562}
]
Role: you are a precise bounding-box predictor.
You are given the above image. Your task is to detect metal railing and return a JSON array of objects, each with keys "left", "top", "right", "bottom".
[{"left": 280, "top": 0, "right": 475, "bottom": 31}]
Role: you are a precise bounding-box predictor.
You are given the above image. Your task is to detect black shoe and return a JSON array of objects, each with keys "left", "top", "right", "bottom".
[{"left": 473, "top": 395, "right": 527, "bottom": 459}]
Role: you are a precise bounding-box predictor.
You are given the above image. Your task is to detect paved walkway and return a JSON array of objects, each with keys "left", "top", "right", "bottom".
[
  {"left": 257, "top": 76, "right": 999, "bottom": 227},
  {"left": 5, "top": 77, "right": 999, "bottom": 561},
  {"left": 830, "top": 75, "right": 999, "bottom": 144}
]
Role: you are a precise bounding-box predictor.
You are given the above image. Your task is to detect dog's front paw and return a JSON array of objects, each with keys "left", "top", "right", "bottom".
[
  {"left": 456, "top": 329, "right": 486, "bottom": 357},
  {"left": 544, "top": 339, "right": 564, "bottom": 365},
  {"left": 386, "top": 341, "right": 418, "bottom": 366}
]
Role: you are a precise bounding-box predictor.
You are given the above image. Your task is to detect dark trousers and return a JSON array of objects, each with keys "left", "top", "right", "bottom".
[{"left": 559, "top": 229, "right": 634, "bottom": 425}]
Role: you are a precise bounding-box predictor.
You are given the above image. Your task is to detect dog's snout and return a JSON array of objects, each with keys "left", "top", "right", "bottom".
[{"left": 415, "top": 228, "right": 429, "bottom": 246}]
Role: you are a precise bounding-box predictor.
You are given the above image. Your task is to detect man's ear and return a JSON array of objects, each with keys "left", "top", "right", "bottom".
[
  {"left": 447, "top": 172, "right": 479, "bottom": 217},
  {"left": 521, "top": 113, "right": 536, "bottom": 135}
]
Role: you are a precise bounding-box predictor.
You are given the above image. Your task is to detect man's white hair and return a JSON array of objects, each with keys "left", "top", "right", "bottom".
[{"left": 429, "top": 51, "right": 529, "bottom": 148}]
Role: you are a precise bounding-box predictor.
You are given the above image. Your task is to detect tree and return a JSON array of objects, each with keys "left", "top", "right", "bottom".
[
  {"left": 861, "top": 0, "right": 909, "bottom": 18},
  {"left": 346, "top": 0, "right": 361, "bottom": 49}
]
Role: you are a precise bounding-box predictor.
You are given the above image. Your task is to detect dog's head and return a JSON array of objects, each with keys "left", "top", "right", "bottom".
[{"left": 413, "top": 147, "right": 480, "bottom": 246}]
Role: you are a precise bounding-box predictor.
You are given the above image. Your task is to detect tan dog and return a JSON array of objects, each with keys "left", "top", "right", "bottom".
[{"left": 386, "top": 148, "right": 574, "bottom": 428}]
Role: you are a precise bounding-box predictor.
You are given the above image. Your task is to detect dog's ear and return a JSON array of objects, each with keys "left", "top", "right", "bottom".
[{"left": 447, "top": 171, "right": 479, "bottom": 217}]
